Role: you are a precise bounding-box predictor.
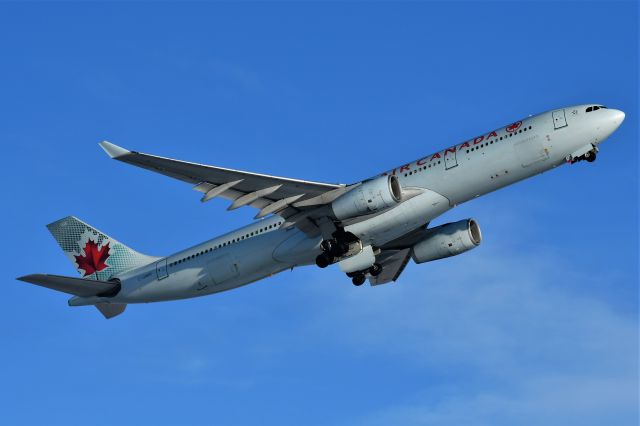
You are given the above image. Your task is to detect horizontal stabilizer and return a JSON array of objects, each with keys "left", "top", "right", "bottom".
[{"left": 17, "top": 274, "right": 119, "bottom": 297}]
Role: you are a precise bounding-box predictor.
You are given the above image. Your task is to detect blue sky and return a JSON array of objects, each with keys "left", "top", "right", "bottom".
[{"left": 1, "top": 2, "right": 637, "bottom": 425}]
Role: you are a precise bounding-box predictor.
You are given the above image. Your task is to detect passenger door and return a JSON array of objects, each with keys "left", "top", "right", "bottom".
[
  {"left": 444, "top": 148, "right": 458, "bottom": 170},
  {"left": 156, "top": 259, "right": 168, "bottom": 280},
  {"left": 552, "top": 109, "right": 568, "bottom": 129}
]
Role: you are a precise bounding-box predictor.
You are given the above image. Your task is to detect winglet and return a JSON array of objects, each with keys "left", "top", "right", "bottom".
[{"left": 99, "top": 141, "right": 130, "bottom": 159}]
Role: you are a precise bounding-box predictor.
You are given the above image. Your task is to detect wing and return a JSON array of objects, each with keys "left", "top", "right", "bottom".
[
  {"left": 99, "top": 142, "right": 347, "bottom": 222},
  {"left": 369, "top": 248, "right": 412, "bottom": 286}
]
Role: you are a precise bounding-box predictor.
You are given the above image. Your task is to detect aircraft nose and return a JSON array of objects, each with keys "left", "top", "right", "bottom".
[
  {"left": 600, "top": 109, "right": 625, "bottom": 142},
  {"left": 612, "top": 109, "right": 625, "bottom": 127}
]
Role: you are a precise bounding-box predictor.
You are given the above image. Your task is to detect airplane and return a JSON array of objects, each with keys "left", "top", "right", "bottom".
[{"left": 18, "top": 104, "right": 625, "bottom": 319}]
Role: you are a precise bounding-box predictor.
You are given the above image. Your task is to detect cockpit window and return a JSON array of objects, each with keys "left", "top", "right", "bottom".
[{"left": 586, "top": 105, "right": 607, "bottom": 113}]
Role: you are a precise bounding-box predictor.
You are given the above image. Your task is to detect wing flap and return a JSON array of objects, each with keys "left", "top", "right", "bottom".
[
  {"left": 369, "top": 248, "right": 412, "bottom": 286},
  {"left": 196, "top": 180, "right": 243, "bottom": 202},
  {"left": 17, "top": 274, "right": 118, "bottom": 297}
]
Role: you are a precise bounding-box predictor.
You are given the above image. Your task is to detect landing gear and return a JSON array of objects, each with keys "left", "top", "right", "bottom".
[
  {"left": 315, "top": 253, "right": 332, "bottom": 268},
  {"left": 352, "top": 274, "right": 366, "bottom": 286},
  {"left": 315, "top": 227, "right": 384, "bottom": 286},
  {"left": 368, "top": 263, "right": 383, "bottom": 277},
  {"left": 347, "top": 263, "right": 383, "bottom": 286},
  {"left": 321, "top": 239, "right": 354, "bottom": 259},
  {"left": 320, "top": 239, "right": 333, "bottom": 253},
  {"left": 316, "top": 229, "right": 362, "bottom": 269},
  {"left": 570, "top": 148, "right": 598, "bottom": 164}
]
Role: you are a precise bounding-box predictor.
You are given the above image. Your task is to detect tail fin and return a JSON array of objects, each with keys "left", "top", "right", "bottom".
[{"left": 47, "top": 216, "right": 156, "bottom": 280}]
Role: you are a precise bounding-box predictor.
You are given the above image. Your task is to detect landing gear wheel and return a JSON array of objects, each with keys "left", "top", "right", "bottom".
[
  {"left": 331, "top": 242, "right": 350, "bottom": 258},
  {"left": 586, "top": 152, "right": 597, "bottom": 162},
  {"left": 315, "top": 253, "right": 332, "bottom": 268},
  {"left": 368, "top": 263, "right": 383, "bottom": 277},
  {"left": 352, "top": 274, "right": 366, "bottom": 286},
  {"left": 320, "top": 240, "right": 333, "bottom": 253}
]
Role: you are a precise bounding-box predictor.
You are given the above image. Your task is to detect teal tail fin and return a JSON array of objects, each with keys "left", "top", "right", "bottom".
[{"left": 46, "top": 216, "right": 156, "bottom": 280}]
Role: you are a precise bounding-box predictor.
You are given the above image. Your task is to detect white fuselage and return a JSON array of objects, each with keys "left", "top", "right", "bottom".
[{"left": 70, "top": 104, "right": 624, "bottom": 306}]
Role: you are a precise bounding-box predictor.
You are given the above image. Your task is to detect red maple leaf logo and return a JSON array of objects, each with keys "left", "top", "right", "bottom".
[
  {"left": 74, "top": 239, "right": 110, "bottom": 276},
  {"left": 506, "top": 121, "right": 522, "bottom": 132}
]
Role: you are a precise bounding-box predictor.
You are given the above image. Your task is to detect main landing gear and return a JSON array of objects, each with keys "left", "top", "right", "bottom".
[
  {"left": 315, "top": 229, "right": 383, "bottom": 286},
  {"left": 346, "top": 263, "right": 383, "bottom": 286},
  {"left": 315, "top": 230, "right": 361, "bottom": 269}
]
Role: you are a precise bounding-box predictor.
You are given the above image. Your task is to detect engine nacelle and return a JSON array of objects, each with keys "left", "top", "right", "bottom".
[
  {"left": 411, "top": 219, "right": 482, "bottom": 264},
  {"left": 332, "top": 175, "right": 402, "bottom": 220}
]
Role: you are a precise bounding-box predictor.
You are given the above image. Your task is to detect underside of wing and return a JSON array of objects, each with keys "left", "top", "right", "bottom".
[{"left": 100, "top": 141, "right": 347, "bottom": 225}]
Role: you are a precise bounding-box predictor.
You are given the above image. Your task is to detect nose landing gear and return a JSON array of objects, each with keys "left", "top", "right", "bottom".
[{"left": 568, "top": 147, "right": 598, "bottom": 164}]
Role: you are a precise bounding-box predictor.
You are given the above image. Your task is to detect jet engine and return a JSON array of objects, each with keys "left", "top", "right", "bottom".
[
  {"left": 411, "top": 219, "right": 482, "bottom": 264},
  {"left": 332, "top": 175, "right": 402, "bottom": 220}
]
